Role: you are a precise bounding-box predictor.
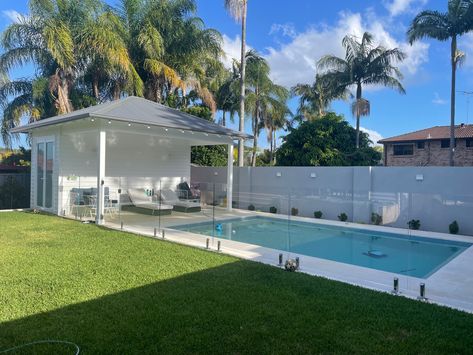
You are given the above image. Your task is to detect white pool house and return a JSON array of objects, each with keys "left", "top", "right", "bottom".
[{"left": 11, "top": 96, "right": 250, "bottom": 224}]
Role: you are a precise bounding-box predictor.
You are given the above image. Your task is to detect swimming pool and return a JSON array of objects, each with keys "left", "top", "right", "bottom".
[{"left": 173, "top": 216, "right": 471, "bottom": 278}]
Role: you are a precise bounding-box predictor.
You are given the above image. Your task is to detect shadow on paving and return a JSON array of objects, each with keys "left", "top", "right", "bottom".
[{"left": 1, "top": 260, "right": 473, "bottom": 354}]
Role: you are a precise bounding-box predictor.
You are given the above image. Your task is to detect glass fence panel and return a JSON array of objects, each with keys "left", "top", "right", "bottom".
[{"left": 403, "top": 189, "right": 473, "bottom": 309}]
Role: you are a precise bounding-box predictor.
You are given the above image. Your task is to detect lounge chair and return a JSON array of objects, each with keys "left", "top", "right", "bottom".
[
  {"left": 159, "top": 188, "right": 201, "bottom": 213},
  {"left": 176, "top": 181, "right": 200, "bottom": 200},
  {"left": 123, "top": 188, "right": 173, "bottom": 216}
]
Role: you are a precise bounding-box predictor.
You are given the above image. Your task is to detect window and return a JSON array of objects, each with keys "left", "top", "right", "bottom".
[
  {"left": 393, "top": 144, "right": 414, "bottom": 156},
  {"left": 441, "top": 139, "right": 456, "bottom": 148},
  {"left": 467, "top": 138, "right": 473, "bottom": 148},
  {"left": 417, "top": 141, "right": 425, "bottom": 149}
]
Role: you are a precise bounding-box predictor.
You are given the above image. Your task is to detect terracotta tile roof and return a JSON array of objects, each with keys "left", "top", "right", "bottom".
[{"left": 378, "top": 124, "right": 473, "bottom": 143}]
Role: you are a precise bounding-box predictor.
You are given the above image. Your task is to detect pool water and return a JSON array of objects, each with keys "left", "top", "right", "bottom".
[{"left": 173, "top": 217, "right": 471, "bottom": 278}]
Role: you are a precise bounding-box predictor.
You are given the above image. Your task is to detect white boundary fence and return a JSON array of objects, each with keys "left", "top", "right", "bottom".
[{"left": 192, "top": 166, "right": 473, "bottom": 236}]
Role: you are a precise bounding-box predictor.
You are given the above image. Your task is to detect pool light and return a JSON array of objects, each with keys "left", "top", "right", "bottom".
[
  {"left": 217, "top": 241, "right": 221, "bottom": 251},
  {"left": 206, "top": 238, "right": 210, "bottom": 249}
]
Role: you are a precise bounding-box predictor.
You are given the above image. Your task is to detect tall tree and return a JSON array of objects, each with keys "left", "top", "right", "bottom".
[
  {"left": 244, "top": 50, "right": 289, "bottom": 166},
  {"left": 276, "top": 112, "right": 381, "bottom": 167},
  {"left": 225, "top": 0, "right": 247, "bottom": 166},
  {"left": 263, "top": 102, "right": 291, "bottom": 164},
  {"left": 116, "top": 0, "right": 223, "bottom": 109},
  {"left": 318, "top": 32, "right": 406, "bottom": 148},
  {"left": 407, "top": 0, "right": 473, "bottom": 166},
  {"left": 0, "top": 0, "right": 135, "bottom": 113},
  {"left": 215, "top": 63, "right": 239, "bottom": 126},
  {"left": 291, "top": 74, "right": 349, "bottom": 123}
]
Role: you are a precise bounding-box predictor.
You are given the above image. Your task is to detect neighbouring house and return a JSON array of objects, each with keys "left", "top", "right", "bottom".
[
  {"left": 378, "top": 124, "right": 473, "bottom": 166},
  {"left": 10, "top": 96, "right": 250, "bottom": 222}
]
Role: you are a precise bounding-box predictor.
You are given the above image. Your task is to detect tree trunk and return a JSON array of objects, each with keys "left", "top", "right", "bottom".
[
  {"left": 355, "top": 83, "right": 362, "bottom": 149},
  {"left": 237, "top": 0, "right": 247, "bottom": 167},
  {"left": 269, "top": 125, "right": 273, "bottom": 163},
  {"left": 450, "top": 35, "right": 457, "bottom": 166},
  {"left": 222, "top": 111, "right": 226, "bottom": 127},
  {"left": 56, "top": 76, "right": 72, "bottom": 114},
  {"left": 273, "top": 129, "right": 276, "bottom": 164},
  {"left": 113, "top": 85, "right": 120, "bottom": 100},
  {"left": 251, "top": 108, "right": 258, "bottom": 167},
  {"left": 93, "top": 77, "right": 100, "bottom": 101}
]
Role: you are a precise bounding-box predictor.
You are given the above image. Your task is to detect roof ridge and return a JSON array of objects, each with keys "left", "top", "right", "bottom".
[{"left": 94, "top": 96, "right": 133, "bottom": 115}]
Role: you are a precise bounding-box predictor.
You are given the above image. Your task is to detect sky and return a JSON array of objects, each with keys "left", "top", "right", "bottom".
[{"left": 2, "top": 0, "right": 473, "bottom": 148}]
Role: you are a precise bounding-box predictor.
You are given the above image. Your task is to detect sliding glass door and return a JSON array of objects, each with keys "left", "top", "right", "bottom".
[{"left": 36, "top": 141, "right": 54, "bottom": 209}]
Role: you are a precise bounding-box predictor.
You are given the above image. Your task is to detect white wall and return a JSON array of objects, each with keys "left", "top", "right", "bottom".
[
  {"left": 57, "top": 127, "right": 192, "bottom": 215},
  {"left": 192, "top": 166, "right": 473, "bottom": 236}
]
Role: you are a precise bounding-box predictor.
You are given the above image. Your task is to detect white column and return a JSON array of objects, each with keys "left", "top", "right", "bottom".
[
  {"left": 227, "top": 143, "right": 234, "bottom": 211},
  {"left": 96, "top": 130, "right": 106, "bottom": 224}
]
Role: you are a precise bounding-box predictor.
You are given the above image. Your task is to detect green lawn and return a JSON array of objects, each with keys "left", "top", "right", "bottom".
[{"left": 1, "top": 212, "right": 473, "bottom": 354}]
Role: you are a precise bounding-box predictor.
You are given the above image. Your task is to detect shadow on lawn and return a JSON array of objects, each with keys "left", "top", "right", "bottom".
[{"left": 1, "top": 259, "right": 473, "bottom": 354}]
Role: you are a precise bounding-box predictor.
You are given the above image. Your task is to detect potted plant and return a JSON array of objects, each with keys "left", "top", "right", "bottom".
[
  {"left": 314, "top": 211, "right": 323, "bottom": 219},
  {"left": 338, "top": 212, "right": 348, "bottom": 222},
  {"left": 248, "top": 204, "right": 255, "bottom": 211},
  {"left": 407, "top": 219, "right": 420, "bottom": 230},
  {"left": 291, "top": 207, "right": 299, "bottom": 216},
  {"left": 371, "top": 213, "right": 382, "bottom": 225},
  {"left": 449, "top": 220, "right": 459, "bottom": 234},
  {"left": 269, "top": 206, "right": 277, "bottom": 214},
  {"left": 284, "top": 259, "right": 298, "bottom": 272}
]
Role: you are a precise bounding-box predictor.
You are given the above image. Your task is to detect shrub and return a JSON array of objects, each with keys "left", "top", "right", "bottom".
[
  {"left": 338, "top": 213, "right": 348, "bottom": 222},
  {"left": 371, "top": 213, "right": 382, "bottom": 225},
  {"left": 269, "top": 206, "right": 277, "bottom": 214},
  {"left": 248, "top": 204, "right": 255, "bottom": 211},
  {"left": 449, "top": 220, "right": 459, "bottom": 234},
  {"left": 291, "top": 207, "right": 299, "bottom": 216},
  {"left": 314, "top": 211, "right": 323, "bottom": 219},
  {"left": 408, "top": 219, "right": 420, "bottom": 230}
]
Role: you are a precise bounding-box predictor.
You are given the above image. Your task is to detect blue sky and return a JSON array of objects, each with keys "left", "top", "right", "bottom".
[{"left": 2, "top": 0, "right": 473, "bottom": 148}]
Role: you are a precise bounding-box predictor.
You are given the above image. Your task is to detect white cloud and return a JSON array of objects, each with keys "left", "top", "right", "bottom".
[
  {"left": 384, "top": 0, "right": 428, "bottom": 17},
  {"left": 360, "top": 127, "right": 384, "bottom": 146},
  {"left": 459, "top": 32, "right": 473, "bottom": 69},
  {"left": 269, "top": 23, "right": 297, "bottom": 39},
  {"left": 3, "top": 10, "right": 22, "bottom": 23},
  {"left": 432, "top": 92, "right": 447, "bottom": 105},
  {"left": 221, "top": 34, "right": 254, "bottom": 69},
  {"left": 264, "top": 11, "right": 429, "bottom": 88}
]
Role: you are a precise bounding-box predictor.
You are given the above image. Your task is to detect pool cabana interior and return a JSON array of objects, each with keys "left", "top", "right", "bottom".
[{"left": 11, "top": 96, "right": 251, "bottom": 229}]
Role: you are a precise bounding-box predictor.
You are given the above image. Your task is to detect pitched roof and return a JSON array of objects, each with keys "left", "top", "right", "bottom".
[
  {"left": 10, "top": 96, "right": 252, "bottom": 139},
  {"left": 378, "top": 124, "right": 473, "bottom": 143}
]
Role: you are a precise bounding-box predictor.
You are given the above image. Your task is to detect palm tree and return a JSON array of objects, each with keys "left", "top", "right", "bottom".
[
  {"left": 0, "top": 0, "right": 136, "bottom": 146},
  {"left": 215, "top": 64, "right": 239, "bottom": 126},
  {"left": 225, "top": 0, "right": 248, "bottom": 166},
  {"left": 318, "top": 32, "right": 406, "bottom": 148},
  {"left": 116, "top": 0, "right": 222, "bottom": 109},
  {"left": 263, "top": 104, "right": 291, "bottom": 164},
  {"left": 292, "top": 74, "right": 349, "bottom": 122},
  {"left": 244, "top": 51, "right": 289, "bottom": 166},
  {"left": 0, "top": 0, "right": 135, "bottom": 114},
  {"left": 407, "top": 0, "right": 473, "bottom": 166}
]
